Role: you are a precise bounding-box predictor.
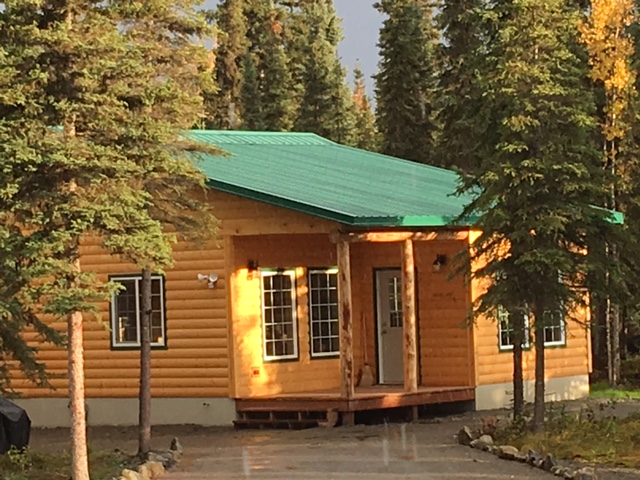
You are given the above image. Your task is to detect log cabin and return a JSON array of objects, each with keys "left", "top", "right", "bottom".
[{"left": 13, "top": 131, "right": 595, "bottom": 427}]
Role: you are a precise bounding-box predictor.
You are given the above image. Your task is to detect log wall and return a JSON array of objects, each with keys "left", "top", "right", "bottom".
[{"left": 469, "top": 231, "right": 591, "bottom": 386}]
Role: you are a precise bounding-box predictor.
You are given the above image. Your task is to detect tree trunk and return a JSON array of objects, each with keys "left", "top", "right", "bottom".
[
  {"left": 592, "top": 299, "right": 608, "bottom": 375},
  {"left": 532, "top": 303, "right": 546, "bottom": 432},
  {"left": 64, "top": 84, "right": 89, "bottom": 478},
  {"left": 610, "top": 300, "right": 621, "bottom": 386},
  {"left": 511, "top": 309, "right": 525, "bottom": 419},
  {"left": 68, "top": 261, "right": 90, "bottom": 480},
  {"left": 138, "top": 268, "right": 152, "bottom": 458}
]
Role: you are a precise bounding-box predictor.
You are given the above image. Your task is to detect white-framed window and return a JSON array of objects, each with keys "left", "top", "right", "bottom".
[
  {"left": 308, "top": 268, "right": 339, "bottom": 358},
  {"left": 498, "top": 307, "right": 530, "bottom": 351},
  {"left": 110, "top": 274, "right": 166, "bottom": 349},
  {"left": 497, "top": 307, "right": 565, "bottom": 350},
  {"left": 543, "top": 310, "right": 566, "bottom": 346},
  {"left": 261, "top": 270, "right": 298, "bottom": 361}
]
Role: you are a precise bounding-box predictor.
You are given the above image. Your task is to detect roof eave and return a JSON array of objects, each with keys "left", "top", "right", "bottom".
[{"left": 207, "top": 180, "right": 472, "bottom": 229}]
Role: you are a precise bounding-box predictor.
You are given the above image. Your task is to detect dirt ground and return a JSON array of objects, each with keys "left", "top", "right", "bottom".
[{"left": 29, "top": 404, "right": 640, "bottom": 480}]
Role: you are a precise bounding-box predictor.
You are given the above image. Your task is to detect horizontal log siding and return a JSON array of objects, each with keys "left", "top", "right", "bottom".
[
  {"left": 210, "top": 190, "right": 337, "bottom": 237},
  {"left": 231, "top": 234, "right": 341, "bottom": 398},
  {"left": 14, "top": 234, "right": 229, "bottom": 399},
  {"left": 470, "top": 232, "right": 590, "bottom": 386},
  {"left": 15, "top": 190, "right": 334, "bottom": 400}
]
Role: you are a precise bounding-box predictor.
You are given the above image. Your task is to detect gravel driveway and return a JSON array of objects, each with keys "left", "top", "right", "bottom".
[
  {"left": 161, "top": 406, "right": 640, "bottom": 480},
  {"left": 29, "top": 403, "right": 640, "bottom": 479},
  {"left": 160, "top": 418, "right": 578, "bottom": 480}
]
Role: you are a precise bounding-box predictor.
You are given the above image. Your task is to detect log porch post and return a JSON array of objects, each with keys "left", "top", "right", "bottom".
[
  {"left": 402, "top": 239, "right": 418, "bottom": 392},
  {"left": 337, "top": 239, "right": 355, "bottom": 399}
]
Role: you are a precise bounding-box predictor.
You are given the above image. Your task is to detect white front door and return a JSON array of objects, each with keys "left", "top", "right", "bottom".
[{"left": 376, "top": 269, "right": 404, "bottom": 384}]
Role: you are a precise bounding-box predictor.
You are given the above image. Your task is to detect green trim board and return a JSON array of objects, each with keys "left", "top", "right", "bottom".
[{"left": 191, "top": 130, "right": 623, "bottom": 228}]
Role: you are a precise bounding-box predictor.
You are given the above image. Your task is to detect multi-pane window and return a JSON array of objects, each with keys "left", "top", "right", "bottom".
[
  {"left": 543, "top": 310, "right": 566, "bottom": 346},
  {"left": 498, "top": 308, "right": 530, "bottom": 350},
  {"left": 309, "top": 269, "right": 339, "bottom": 357},
  {"left": 110, "top": 275, "right": 166, "bottom": 348},
  {"left": 261, "top": 270, "right": 298, "bottom": 361},
  {"left": 497, "top": 307, "right": 565, "bottom": 350},
  {"left": 388, "top": 276, "right": 403, "bottom": 327}
]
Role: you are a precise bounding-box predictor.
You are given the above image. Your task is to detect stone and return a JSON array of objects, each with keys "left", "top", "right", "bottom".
[
  {"left": 496, "top": 445, "right": 520, "bottom": 460},
  {"left": 121, "top": 470, "right": 143, "bottom": 480},
  {"left": 146, "top": 461, "right": 165, "bottom": 478},
  {"left": 170, "top": 437, "right": 183, "bottom": 455},
  {"left": 563, "top": 469, "right": 576, "bottom": 479},
  {"left": 527, "top": 449, "right": 542, "bottom": 466},
  {"left": 137, "top": 464, "right": 151, "bottom": 480},
  {"left": 542, "top": 454, "right": 557, "bottom": 471},
  {"left": 147, "top": 452, "right": 176, "bottom": 469},
  {"left": 575, "top": 467, "right": 597, "bottom": 480},
  {"left": 457, "top": 426, "right": 475, "bottom": 446},
  {"left": 513, "top": 452, "right": 528, "bottom": 463},
  {"left": 470, "top": 437, "right": 493, "bottom": 452}
]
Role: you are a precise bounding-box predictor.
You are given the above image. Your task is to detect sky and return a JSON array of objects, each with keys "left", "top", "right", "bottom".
[{"left": 203, "top": 0, "right": 383, "bottom": 94}]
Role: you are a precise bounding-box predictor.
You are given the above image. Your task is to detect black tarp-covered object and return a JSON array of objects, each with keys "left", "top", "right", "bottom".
[{"left": 0, "top": 399, "right": 30, "bottom": 454}]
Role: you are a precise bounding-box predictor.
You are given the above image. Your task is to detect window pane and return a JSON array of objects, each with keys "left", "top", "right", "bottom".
[
  {"left": 309, "top": 271, "right": 339, "bottom": 356},
  {"left": 262, "top": 272, "right": 297, "bottom": 360},
  {"left": 113, "top": 279, "right": 138, "bottom": 345},
  {"left": 497, "top": 307, "right": 530, "bottom": 350},
  {"left": 388, "top": 277, "right": 403, "bottom": 328},
  {"left": 543, "top": 310, "right": 564, "bottom": 345},
  {"left": 112, "top": 276, "right": 166, "bottom": 348}
]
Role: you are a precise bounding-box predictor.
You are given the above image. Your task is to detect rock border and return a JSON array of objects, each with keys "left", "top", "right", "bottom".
[
  {"left": 114, "top": 437, "right": 183, "bottom": 480},
  {"left": 457, "top": 427, "right": 597, "bottom": 480}
]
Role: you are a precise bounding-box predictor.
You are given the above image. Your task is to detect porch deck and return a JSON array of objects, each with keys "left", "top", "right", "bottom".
[{"left": 235, "top": 385, "right": 475, "bottom": 427}]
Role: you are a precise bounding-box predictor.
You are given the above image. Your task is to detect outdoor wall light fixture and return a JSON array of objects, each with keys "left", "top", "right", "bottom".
[
  {"left": 247, "top": 259, "right": 259, "bottom": 272},
  {"left": 197, "top": 273, "right": 219, "bottom": 288},
  {"left": 247, "top": 259, "right": 259, "bottom": 280},
  {"left": 433, "top": 254, "right": 447, "bottom": 272}
]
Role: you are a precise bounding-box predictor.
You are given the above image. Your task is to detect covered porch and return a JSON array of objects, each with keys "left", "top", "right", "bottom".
[
  {"left": 233, "top": 229, "right": 476, "bottom": 428},
  {"left": 334, "top": 230, "right": 475, "bottom": 424}
]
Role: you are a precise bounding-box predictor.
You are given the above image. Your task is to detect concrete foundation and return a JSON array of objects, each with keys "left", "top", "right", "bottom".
[
  {"left": 475, "top": 374, "right": 589, "bottom": 410},
  {"left": 11, "top": 397, "right": 237, "bottom": 428}
]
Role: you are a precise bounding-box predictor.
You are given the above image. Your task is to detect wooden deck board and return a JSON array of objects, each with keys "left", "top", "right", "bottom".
[{"left": 235, "top": 385, "right": 474, "bottom": 413}]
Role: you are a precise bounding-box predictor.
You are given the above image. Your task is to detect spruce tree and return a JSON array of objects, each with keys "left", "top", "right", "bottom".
[
  {"left": 292, "top": 0, "right": 357, "bottom": 144},
  {"left": 208, "top": 0, "right": 248, "bottom": 129},
  {"left": 242, "top": 2, "right": 296, "bottom": 131},
  {"left": 352, "top": 65, "right": 379, "bottom": 151},
  {"left": 374, "top": 0, "right": 439, "bottom": 164},
  {"left": 240, "top": 52, "right": 266, "bottom": 130},
  {"left": 460, "top": 0, "right": 607, "bottom": 431},
  {"left": 437, "top": 0, "right": 495, "bottom": 173},
  {"left": 0, "top": 2, "right": 215, "bottom": 478}
]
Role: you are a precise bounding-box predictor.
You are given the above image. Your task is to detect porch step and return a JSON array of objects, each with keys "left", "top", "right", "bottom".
[{"left": 234, "top": 409, "right": 339, "bottom": 430}]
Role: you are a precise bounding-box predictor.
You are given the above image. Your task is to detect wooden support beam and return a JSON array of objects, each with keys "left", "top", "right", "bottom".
[
  {"left": 338, "top": 240, "right": 355, "bottom": 400},
  {"left": 402, "top": 239, "right": 418, "bottom": 393},
  {"left": 330, "top": 230, "right": 468, "bottom": 244}
]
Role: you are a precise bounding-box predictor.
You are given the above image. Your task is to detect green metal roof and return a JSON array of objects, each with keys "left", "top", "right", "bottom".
[
  {"left": 190, "top": 130, "right": 624, "bottom": 227},
  {"left": 190, "top": 130, "right": 471, "bottom": 227}
]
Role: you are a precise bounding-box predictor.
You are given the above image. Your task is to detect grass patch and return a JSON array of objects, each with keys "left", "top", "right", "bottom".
[
  {"left": 590, "top": 381, "right": 640, "bottom": 400},
  {"left": 0, "top": 447, "right": 135, "bottom": 480},
  {"left": 494, "top": 402, "right": 640, "bottom": 468}
]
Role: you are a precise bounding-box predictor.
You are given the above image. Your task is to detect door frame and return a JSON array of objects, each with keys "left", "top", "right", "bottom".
[{"left": 372, "top": 268, "right": 420, "bottom": 385}]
